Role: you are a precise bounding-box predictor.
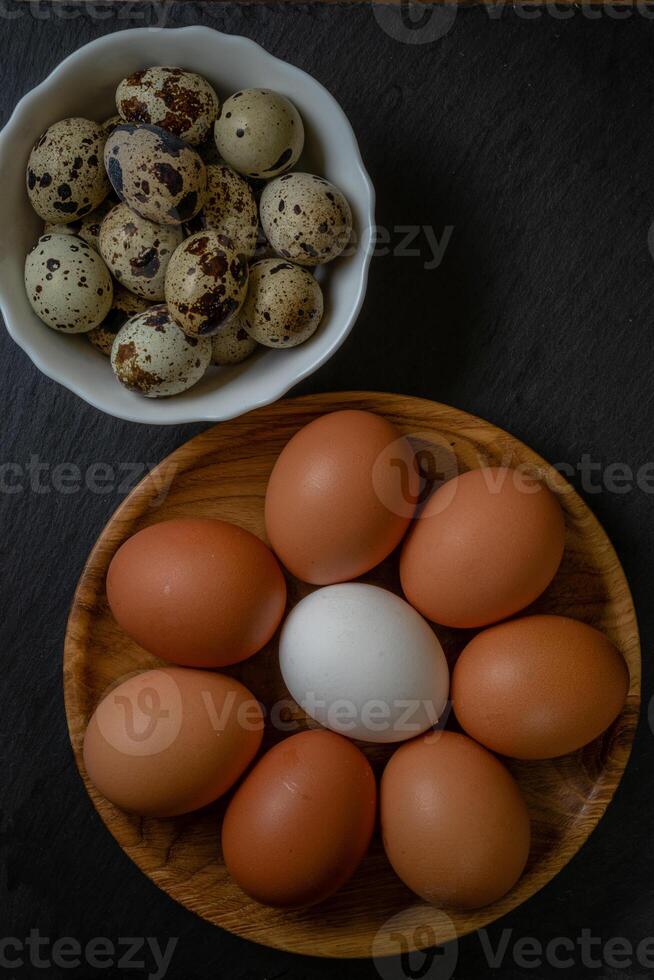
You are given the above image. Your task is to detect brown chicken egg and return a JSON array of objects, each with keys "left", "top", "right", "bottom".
[
  {"left": 400, "top": 466, "right": 565, "bottom": 628},
  {"left": 106, "top": 518, "right": 286, "bottom": 668},
  {"left": 265, "top": 410, "right": 420, "bottom": 584},
  {"left": 83, "top": 668, "right": 263, "bottom": 817},
  {"left": 381, "top": 731, "right": 531, "bottom": 909},
  {"left": 452, "top": 614, "right": 629, "bottom": 759},
  {"left": 222, "top": 730, "right": 376, "bottom": 907}
]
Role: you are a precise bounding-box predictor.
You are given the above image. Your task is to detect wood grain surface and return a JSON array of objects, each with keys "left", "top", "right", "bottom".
[{"left": 63, "top": 391, "right": 640, "bottom": 958}]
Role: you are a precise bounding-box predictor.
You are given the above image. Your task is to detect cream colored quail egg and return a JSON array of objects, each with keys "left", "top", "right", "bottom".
[
  {"left": 27, "top": 118, "right": 110, "bottom": 225},
  {"left": 101, "top": 115, "right": 122, "bottom": 137},
  {"left": 44, "top": 196, "right": 115, "bottom": 252},
  {"left": 260, "top": 173, "right": 352, "bottom": 266},
  {"left": 165, "top": 230, "right": 248, "bottom": 337},
  {"left": 186, "top": 164, "right": 258, "bottom": 258},
  {"left": 99, "top": 203, "right": 184, "bottom": 301},
  {"left": 111, "top": 305, "right": 211, "bottom": 397},
  {"left": 116, "top": 67, "right": 220, "bottom": 146},
  {"left": 87, "top": 284, "right": 152, "bottom": 355},
  {"left": 104, "top": 123, "right": 207, "bottom": 226},
  {"left": 211, "top": 315, "right": 258, "bottom": 365},
  {"left": 214, "top": 89, "right": 304, "bottom": 179},
  {"left": 25, "top": 234, "right": 113, "bottom": 333},
  {"left": 241, "top": 259, "right": 323, "bottom": 348}
]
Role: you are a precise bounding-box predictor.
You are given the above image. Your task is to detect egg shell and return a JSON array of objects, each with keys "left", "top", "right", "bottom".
[
  {"left": 452, "top": 614, "right": 629, "bottom": 759},
  {"left": 87, "top": 284, "right": 152, "bottom": 356},
  {"left": 265, "top": 409, "right": 420, "bottom": 584},
  {"left": 400, "top": 466, "right": 566, "bottom": 629},
  {"left": 260, "top": 172, "right": 352, "bottom": 266},
  {"left": 280, "top": 583, "right": 449, "bottom": 743},
  {"left": 165, "top": 230, "right": 248, "bottom": 337},
  {"left": 106, "top": 517, "right": 287, "bottom": 667},
  {"left": 111, "top": 305, "right": 210, "bottom": 397},
  {"left": 241, "top": 259, "right": 323, "bottom": 349},
  {"left": 117, "top": 66, "right": 220, "bottom": 146},
  {"left": 210, "top": 315, "right": 258, "bottom": 366},
  {"left": 222, "top": 730, "right": 376, "bottom": 908},
  {"left": 99, "top": 203, "right": 184, "bottom": 301},
  {"left": 101, "top": 114, "right": 122, "bottom": 137},
  {"left": 25, "top": 234, "right": 113, "bottom": 333},
  {"left": 381, "top": 731, "right": 531, "bottom": 909},
  {"left": 44, "top": 194, "right": 116, "bottom": 253},
  {"left": 185, "top": 164, "right": 258, "bottom": 258},
  {"left": 83, "top": 668, "right": 263, "bottom": 818},
  {"left": 104, "top": 123, "right": 207, "bottom": 226},
  {"left": 214, "top": 88, "right": 304, "bottom": 179},
  {"left": 27, "top": 117, "right": 110, "bottom": 224}
]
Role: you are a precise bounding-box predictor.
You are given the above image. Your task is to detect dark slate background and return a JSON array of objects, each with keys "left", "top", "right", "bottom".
[{"left": 1, "top": 3, "right": 653, "bottom": 978}]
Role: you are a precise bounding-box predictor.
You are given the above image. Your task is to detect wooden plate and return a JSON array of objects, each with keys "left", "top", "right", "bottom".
[{"left": 64, "top": 392, "right": 640, "bottom": 958}]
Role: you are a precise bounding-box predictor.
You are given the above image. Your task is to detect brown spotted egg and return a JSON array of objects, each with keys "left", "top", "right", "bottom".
[
  {"left": 185, "top": 164, "right": 258, "bottom": 258},
  {"left": 111, "top": 305, "right": 211, "bottom": 397},
  {"left": 241, "top": 259, "right": 323, "bottom": 348},
  {"left": 214, "top": 89, "right": 304, "bottom": 179},
  {"left": 211, "top": 315, "right": 258, "bottom": 365},
  {"left": 99, "top": 203, "right": 184, "bottom": 301},
  {"left": 44, "top": 196, "right": 115, "bottom": 253},
  {"left": 260, "top": 173, "right": 352, "bottom": 266},
  {"left": 104, "top": 124, "right": 207, "bottom": 226},
  {"left": 116, "top": 67, "right": 220, "bottom": 147},
  {"left": 165, "top": 231, "right": 248, "bottom": 337},
  {"left": 25, "top": 234, "right": 113, "bottom": 333},
  {"left": 101, "top": 115, "right": 122, "bottom": 137},
  {"left": 27, "top": 118, "right": 110, "bottom": 225},
  {"left": 87, "top": 284, "right": 152, "bottom": 355}
]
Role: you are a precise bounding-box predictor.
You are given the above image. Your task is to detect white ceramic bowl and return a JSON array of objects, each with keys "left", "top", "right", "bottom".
[{"left": 0, "top": 27, "right": 375, "bottom": 425}]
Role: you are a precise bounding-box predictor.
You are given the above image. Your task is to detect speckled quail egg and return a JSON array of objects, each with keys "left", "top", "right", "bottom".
[
  {"left": 211, "top": 315, "right": 258, "bottom": 365},
  {"left": 99, "top": 203, "right": 184, "bottom": 301},
  {"left": 214, "top": 89, "right": 304, "bottom": 179},
  {"left": 165, "top": 231, "right": 249, "bottom": 337},
  {"left": 260, "top": 173, "right": 352, "bottom": 266},
  {"left": 241, "top": 259, "right": 323, "bottom": 348},
  {"left": 101, "top": 115, "right": 122, "bottom": 137},
  {"left": 104, "top": 124, "right": 207, "bottom": 226},
  {"left": 116, "top": 67, "right": 220, "bottom": 146},
  {"left": 185, "top": 164, "right": 258, "bottom": 258},
  {"left": 111, "top": 305, "right": 211, "bottom": 397},
  {"left": 44, "top": 195, "right": 116, "bottom": 253},
  {"left": 25, "top": 234, "right": 113, "bottom": 333},
  {"left": 27, "top": 118, "right": 110, "bottom": 225},
  {"left": 87, "top": 284, "right": 152, "bottom": 355}
]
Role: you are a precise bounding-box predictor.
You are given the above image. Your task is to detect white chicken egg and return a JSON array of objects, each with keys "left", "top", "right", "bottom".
[{"left": 279, "top": 583, "right": 450, "bottom": 744}]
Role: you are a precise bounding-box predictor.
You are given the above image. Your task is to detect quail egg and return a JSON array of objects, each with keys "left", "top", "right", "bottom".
[
  {"left": 104, "top": 123, "right": 207, "bottom": 226},
  {"left": 27, "top": 118, "right": 110, "bottom": 224},
  {"left": 214, "top": 89, "right": 304, "bottom": 179},
  {"left": 186, "top": 164, "right": 258, "bottom": 258},
  {"left": 111, "top": 305, "right": 211, "bottom": 397},
  {"left": 116, "top": 67, "right": 220, "bottom": 146},
  {"left": 211, "top": 315, "right": 258, "bottom": 365},
  {"left": 241, "top": 259, "right": 323, "bottom": 348},
  {"left": 99, "top": 203, "right": 184, "bottom": 301},
  {"left": 260, "top": 173, "right": 352, "bottom": 266},
  {"left": 44, "top": 195, "right": 115, "bottom": 252},
  {"left": 165, "top": 231, "right": 249, "bottom": 337},
  {"left": 101, "top": 115, "right": 122, "bottom": 137},
  {"left": 25, "top": 234, "right": 114, "bottom": 333},
  {"left": 87, "top": 284, "right": 152, "bottom": 355}
]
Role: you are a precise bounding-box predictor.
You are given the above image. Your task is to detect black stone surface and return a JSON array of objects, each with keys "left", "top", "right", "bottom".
[{"left": 1, "top": 4, "right": 653, "bottom": 978}]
